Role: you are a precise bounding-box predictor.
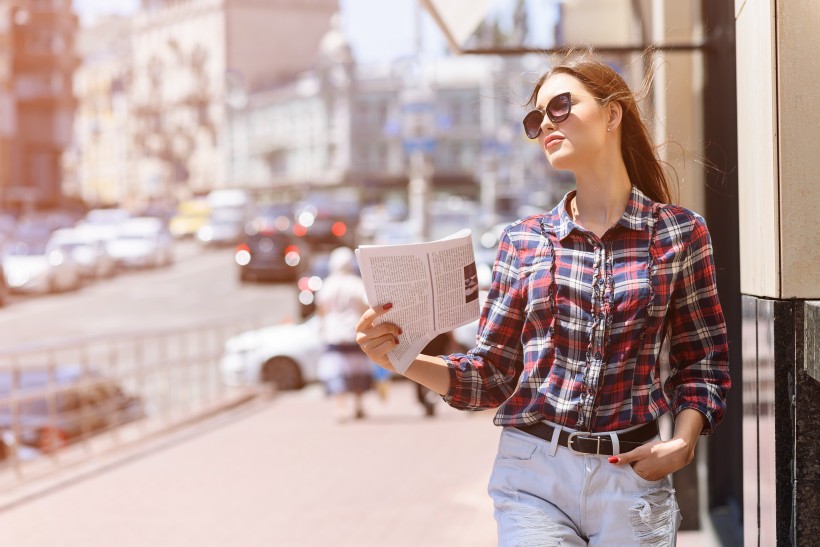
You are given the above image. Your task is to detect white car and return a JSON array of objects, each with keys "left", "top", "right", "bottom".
[
  {"left": 2, "top": 239, "right": 82, "bottom": 294},
  {"left": 107, "top": 217, "right": 174, "bottom": 269},
  {"left": 48, "top": 227, "right": 116, "bottom": 279},
  {"left": 196, "top": 209, "right": 246, "bottom": 246},
  {"left": 219, "top": 315, "right": 323, "bottom": 390}
]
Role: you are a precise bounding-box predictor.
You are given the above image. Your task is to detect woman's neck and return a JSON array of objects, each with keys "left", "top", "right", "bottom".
[{"left": 570, "top": 159, "right": 632, "bottom": 235}]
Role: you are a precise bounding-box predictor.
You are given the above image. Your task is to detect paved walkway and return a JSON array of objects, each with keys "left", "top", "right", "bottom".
[{"left": 0, "top": 382, "right": 723, "bottom": 546}]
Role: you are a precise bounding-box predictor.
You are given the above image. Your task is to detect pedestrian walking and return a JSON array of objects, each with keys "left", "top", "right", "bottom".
[
  {"left": 355, "top": 50, "right": 731, "bottom": 545},
  {"left": 316, "top": 246, "right": 373, "bottom": 421}
]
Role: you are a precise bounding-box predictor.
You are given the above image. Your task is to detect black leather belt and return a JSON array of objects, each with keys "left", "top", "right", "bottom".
[{"left": 513, "top": 420, "right": 659, "bottom": 456}]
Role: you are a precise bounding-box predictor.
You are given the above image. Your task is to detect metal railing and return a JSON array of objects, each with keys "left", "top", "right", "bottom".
[{"left": 0, "top": 314, "right": 277, "bottom": 491}]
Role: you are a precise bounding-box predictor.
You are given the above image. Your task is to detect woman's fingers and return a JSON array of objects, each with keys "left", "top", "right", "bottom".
[
  {"left": 366, "top": 334, "right": 398, "bottom": 353},
  {"left": 356, "top": 303, "right": 394, "bottom": 332}
]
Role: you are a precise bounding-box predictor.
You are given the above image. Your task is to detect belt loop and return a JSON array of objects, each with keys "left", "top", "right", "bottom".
[
  {"left": 608, "top": 432, "right": 620, "bottom": 455},
  {"left": 547, "top": 424, "right": 561, "bottom": 457}
]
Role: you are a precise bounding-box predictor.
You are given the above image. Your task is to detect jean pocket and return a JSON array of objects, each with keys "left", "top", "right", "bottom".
[
  {"left": 497, "top": 428, "right": 538, "bottom": 461},
  {"left": 626, "top": 462, "right": 666, "bottom": 487}
]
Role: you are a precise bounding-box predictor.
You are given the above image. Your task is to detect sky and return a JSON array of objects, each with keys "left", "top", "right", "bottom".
[{"left": 73, "top": 0, "right": 448, "bottom": 64}]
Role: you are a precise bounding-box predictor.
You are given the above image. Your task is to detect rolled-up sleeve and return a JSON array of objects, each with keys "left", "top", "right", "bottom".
[
  {"left": 664, "top": 216, "right": 731, "bottom": 434},
  {"left": 442, "top": 228, "right": 525, "bottom": 410}
]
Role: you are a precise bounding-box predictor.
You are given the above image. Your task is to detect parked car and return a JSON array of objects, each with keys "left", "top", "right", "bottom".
[
  {"left": 169, "top": 199, "right": 210, "bottom": 239},
  {"left": 235, "top": 227, "right": 302, "bottom": 283},
  {"left": 107, "top": 217, "right": 174, "bottom": 269},
  {"left": 197, "top": 207, "right": 247, "bottom": 246},
  {"left": 2, "top": 237, "right": 82, "bottom": 294},
  {"left": 81, "top": 208, "right": 130, "bottom": 239},
  {"left": 0, "top": 366, "right": 145, "bottom": 455},
  {"left": 219, "top": 315, "right": 322, "bottom": 390},
  {"left": 48, "top": 227, "right": 116, "bottom": 279}
]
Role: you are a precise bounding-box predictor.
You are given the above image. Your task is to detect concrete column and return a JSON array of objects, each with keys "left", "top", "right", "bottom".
[{"left": 736, "top": 0, "right": 820, "bottom": 544}]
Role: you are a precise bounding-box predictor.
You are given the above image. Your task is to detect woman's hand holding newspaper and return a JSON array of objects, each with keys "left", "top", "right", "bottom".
[{"left": 355, "top": 303, "right": 403, "bottom": 372}]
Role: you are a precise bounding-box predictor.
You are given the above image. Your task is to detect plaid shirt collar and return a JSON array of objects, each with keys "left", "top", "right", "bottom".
[{"left": 548, "top": 185, "right": 654, "bottom": 241}]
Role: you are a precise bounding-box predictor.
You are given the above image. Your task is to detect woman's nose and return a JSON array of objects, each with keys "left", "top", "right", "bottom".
[{"left": 541, "top": 116, "right": 555, "bottom": 134}]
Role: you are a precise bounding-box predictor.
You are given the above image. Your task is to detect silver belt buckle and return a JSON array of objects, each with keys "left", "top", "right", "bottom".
[{"left": 567, "top": 432, "right": 603, "bottom": 455}]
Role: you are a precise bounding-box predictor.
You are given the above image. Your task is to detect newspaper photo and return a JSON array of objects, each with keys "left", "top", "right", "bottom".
[{"left": 355, "top": 229, "right": 480, "bottom": 373}]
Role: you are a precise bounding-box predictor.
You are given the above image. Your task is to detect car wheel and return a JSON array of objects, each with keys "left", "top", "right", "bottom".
[
  {"left": 261, "top": 357, "right": 303, "bottom": 390},
  {"left": 38, "top": 426, "right": 68, "bottom": 453}
]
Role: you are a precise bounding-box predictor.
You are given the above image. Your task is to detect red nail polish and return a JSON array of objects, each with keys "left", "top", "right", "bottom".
[
  {"left": 394, "top": 336, "right": 400, "bottom": 344},
  {"left": 608, "top": 456, "right": 619, "bottom": 464},
  {"left": 383, "top": 303, "right": 393, "bottom": 310},
  {"left": 398, "top": 328, "right": 403, "bottom": 334}
]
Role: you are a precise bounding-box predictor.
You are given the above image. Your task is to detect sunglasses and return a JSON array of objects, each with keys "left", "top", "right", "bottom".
[{"left": 523, "top": 92, "right": 572, "bottom": 139}]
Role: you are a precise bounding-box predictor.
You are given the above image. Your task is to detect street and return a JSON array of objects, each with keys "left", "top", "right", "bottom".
[{"left": 0, "top": 241, "right": 299, "bottom": 350}]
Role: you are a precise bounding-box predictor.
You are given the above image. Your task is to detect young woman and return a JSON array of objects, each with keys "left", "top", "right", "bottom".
[{"left": 355, "top": 52, "right": 730, "bottom": 545}]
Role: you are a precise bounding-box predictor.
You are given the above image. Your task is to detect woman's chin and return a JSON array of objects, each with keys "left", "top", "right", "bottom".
[{"left": 545, "top": 151, "right": 573, "bottom": 171}]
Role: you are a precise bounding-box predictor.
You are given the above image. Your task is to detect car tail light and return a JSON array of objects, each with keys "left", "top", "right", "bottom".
[
  {"left": 331, "top": 221, "right": 347, "bottom": 237},
  {"left": 298, "top": 277, "right": 310, "bottom": 291},
  {"left": 284, "top": 245, "right": 301, "bottom": 267},
  {"left": 235, "top": 243, "right": 251, "bottom": 266},
  {"left": 293, "top": 224, "right": 307, "bottom": 237}
]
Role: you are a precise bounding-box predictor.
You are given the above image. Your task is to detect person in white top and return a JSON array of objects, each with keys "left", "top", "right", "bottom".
[{"left": 316, "top": 246, "right": 373, "bottom": 420}]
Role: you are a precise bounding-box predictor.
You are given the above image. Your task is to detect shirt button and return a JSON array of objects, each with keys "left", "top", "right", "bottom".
[
  {"left": 598, "top": 312, "right": 605, "bottom": 320},
  {"left": 598, "top": 278, "right": 605, "bottom": 286},
  {"left": 594, "top": 351, "right": 602, "bottom": 360}
]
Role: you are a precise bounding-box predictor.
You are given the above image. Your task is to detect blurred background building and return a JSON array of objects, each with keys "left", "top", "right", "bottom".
[{"left": 0, "top": 0, "right": 79, "bottom": 213}]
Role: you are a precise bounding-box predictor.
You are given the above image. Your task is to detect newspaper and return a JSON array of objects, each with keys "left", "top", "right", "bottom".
[{"left": 355, "top": 229, "right": 480, "bottom": 373}]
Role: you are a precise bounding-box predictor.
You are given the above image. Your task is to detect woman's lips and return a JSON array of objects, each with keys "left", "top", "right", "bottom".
[{"left": 545, "top": 136, "right": 564, "bottom": 149}]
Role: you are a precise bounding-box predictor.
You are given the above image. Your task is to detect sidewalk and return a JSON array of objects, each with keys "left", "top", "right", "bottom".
[{"left": 0, "top": 382, "right": 723, "bottom": 546}]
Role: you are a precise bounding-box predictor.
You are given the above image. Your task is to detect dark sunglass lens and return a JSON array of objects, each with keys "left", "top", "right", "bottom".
[
  {"left": 547, "top": 94, "right": 571, "bottom": 123},
  {"left": 523, "top": 110, "right": 543, "bottom": 139}
]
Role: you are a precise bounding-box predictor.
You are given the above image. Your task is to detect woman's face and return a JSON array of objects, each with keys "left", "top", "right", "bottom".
[{"left": 533, "top": 73, "right": 611, "bottom": 171}]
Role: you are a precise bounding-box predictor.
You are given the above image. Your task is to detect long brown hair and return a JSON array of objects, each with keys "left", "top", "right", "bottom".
[{"left": 527, "top": 50, "right": 673, "bottom": 204}]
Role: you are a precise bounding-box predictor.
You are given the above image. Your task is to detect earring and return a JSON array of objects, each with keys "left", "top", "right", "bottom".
[{"left": 606, "top": 126, "right": 611, "bottom": 132}]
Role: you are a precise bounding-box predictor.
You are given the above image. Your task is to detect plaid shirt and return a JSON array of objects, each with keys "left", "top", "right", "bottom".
[{"left": 442, "top": 186, "right": 730, "bottom": 433}]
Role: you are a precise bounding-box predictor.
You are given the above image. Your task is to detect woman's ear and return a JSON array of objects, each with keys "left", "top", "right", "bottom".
[{"left": 606, "top": 101, "right": 623, "bottom": 132}]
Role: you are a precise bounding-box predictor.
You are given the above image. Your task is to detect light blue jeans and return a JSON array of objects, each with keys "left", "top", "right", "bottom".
[{"left": 488, "top": 425, "right": 681, "bottom": 546}]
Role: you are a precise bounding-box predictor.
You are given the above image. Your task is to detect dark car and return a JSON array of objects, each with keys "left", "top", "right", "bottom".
[
  {"left": 236, "top": 229, "right": 303, "bottom": 283},
  {"left": 0, "top": 366, "right": 145, "bottom": 456},
  {"left": 292, "top": 198, "right": 359, "bottom": 251}
]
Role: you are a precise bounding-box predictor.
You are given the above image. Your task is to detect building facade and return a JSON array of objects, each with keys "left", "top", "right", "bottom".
[
  {"left": 228, "top": 39, "right": 569, "bottom": 220},
  {"left": 64, "top": 14, "right": 132, "bottom": 207},
  {"left": 0, "top": 0, "right": 79, "bottom": 212},
  {"left": 127, "top": 0, "right": 336, "bottom": 206}
]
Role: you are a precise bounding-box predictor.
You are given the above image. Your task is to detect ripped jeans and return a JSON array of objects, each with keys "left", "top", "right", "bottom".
[{"left": 488, "top": 425, "right": 681, "bottom": 546}]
